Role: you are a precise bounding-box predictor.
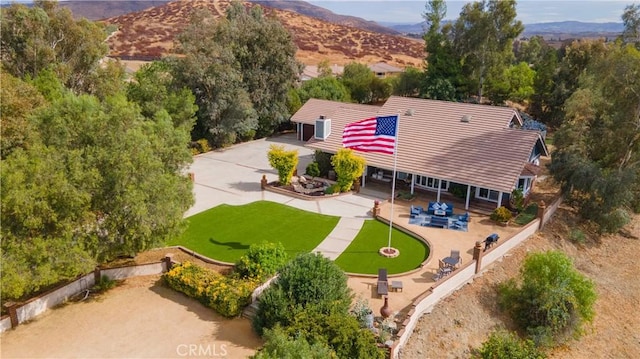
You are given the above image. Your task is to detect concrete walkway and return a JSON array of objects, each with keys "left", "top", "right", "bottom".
[{"left": 312, "top": 217, "right": 365, "bottom": 260}]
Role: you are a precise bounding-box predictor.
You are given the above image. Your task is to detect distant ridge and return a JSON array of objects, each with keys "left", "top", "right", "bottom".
[{"left": 388, "top": 20, "right": 624, "bottom": 37}]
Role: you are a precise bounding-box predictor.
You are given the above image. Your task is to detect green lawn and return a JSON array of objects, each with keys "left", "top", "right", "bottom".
[
  {"left": 334, "top": 220, "right": 430, "bottom": 275},
  {"left": 168, "top": 201, "right": 339, "bottom": 263}
]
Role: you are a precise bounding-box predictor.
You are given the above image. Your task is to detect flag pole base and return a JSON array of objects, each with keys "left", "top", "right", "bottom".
[{"left": 379, "top": 247, "right": 400, "bottom": 258}]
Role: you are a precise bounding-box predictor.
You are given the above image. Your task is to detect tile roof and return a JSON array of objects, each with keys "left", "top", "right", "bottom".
[
  {"left": 297, "top": 96, "right": 546, "bottom": 194},
  {"left": 290, "top": 98, "right": 380, "bottom": 125},
  {"left": 369, "top": 62, "right": 404, "bottom": 74}
]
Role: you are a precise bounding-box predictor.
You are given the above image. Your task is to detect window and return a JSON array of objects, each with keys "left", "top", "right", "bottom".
[
  {"left": 477, "top": 188, "right": 500, "bottom": 202},
  {"left": 517, "top": 177, "right": 533, "bottom": 195},
  {"left": 415, "top": 175, "right": 448, "bottom": 190}
]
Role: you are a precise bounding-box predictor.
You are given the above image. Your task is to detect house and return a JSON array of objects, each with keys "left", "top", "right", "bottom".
[
  {"left": 368, "top": 62, "right": 403, "bottom": 78},
  {"left": 290, "top": 96, "right": 549, "bottom": 210},
  {"left": 300, "top": 62, "right": 403, "bottom": 81}
]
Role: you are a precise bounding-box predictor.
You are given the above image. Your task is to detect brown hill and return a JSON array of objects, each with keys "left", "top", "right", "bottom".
[
  {"left": 60, "top": 1, "right": 171, "bottom": 21},
  {"left": 103, "top": 0, "right": 425, "bottom": 67}
]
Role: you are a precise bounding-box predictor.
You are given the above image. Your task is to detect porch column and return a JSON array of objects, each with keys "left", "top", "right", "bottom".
[
  {"left": 362, "top": 166, "right": 367, "bottom": 188},
  {"left": 298, "top": 123, "right": 302, "bottom": 141},
  {"left": 465, "top": 185, "right": 471, "bottom": 210},
  {"left": 436, "top": 179, "right": 442, "bottom": 203},
  {"left": 410, "top": 173, "right": 415, "bottom": 194},
  {"left": 497, "top": 191, "right": 503, "bottom": 209}
]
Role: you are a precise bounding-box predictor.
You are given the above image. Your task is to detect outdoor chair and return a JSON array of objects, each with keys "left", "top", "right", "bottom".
[
  {"left": 377, "top": 268, "right": 389, "bottom": 296},
  {"left": 410, "top": 205, "right": 422, "bottom": 217},
  {"left": 457, "top": 212, "right": 470, "bottom": 222},
  {"left": 450, "top": 250, "right": 461, "bottom": 266}
]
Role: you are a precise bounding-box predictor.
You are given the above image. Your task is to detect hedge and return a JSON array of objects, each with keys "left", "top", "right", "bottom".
[{"left": 164, "top": 262, "right": 258, "bottom": 317}]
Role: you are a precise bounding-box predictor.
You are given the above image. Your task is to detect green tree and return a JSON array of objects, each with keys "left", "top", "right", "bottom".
[
  {"left": 499, "top": 251, "right": 596, "bottom": 346},
  {"left": 476, "top": 330, "right": 545, "bottom": 359},
  {"left": 267, "top": 144, "right": 299, "bottom": 185},
  {"left": 1, "top": 145, "right": 96, "bottom": 300},
  {"left": 297, "top": 76, "right": 351, "bottom": 103},
  {"left": 421, "top": 0, "right": 463, "bottom": 100},
  {"left": 452, "top": 0, "right": 523, "bottom": 101},
  {"left": 331, "top": 149, "right": 366, "bottom": 192},
  {"left": 170, "top": 9, "right": 257, "bottom": 147},
  {"left": 0, "top": 1, "right": 108, "bottom": 92},
  {"left": 528, "top": 46, "right": 559, "bottom": 123},
  {"left": 621, "top": 4, "right": 640, "bottom": 48},
  {"left": 253, "top": 252, "right": 353, "bottom": 335},
  {"left": 392, "top": 66, "right": 424, "bottom": 97},
  {"left": 0, "top": 70, "right": 46, "bottom": 159},
  {"left": 252, "top": 326, "right": 333, "bottom": 359},
  {"left": 222, "top": 2, "right": 302, "bottom": 137},
  {"left": 127, "top": 60, "right": 198, "bottom": 129},
  {"left": 508, "top": 62, "right": 535, "bottom": 102},
  {"left": 341, "top": 62, "right": 375, "bottom": 103},
  {"left": 549, "top": 43, "right": 640, "bottom": 231}
]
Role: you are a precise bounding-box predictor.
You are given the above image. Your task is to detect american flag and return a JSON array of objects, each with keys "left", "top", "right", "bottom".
[{"left": 342, "top": 115, "right": 398, "bottom": 155}]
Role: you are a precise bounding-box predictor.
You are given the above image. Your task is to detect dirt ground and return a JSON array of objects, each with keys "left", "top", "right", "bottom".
[
  {"left": 0, "top": 275, "right": 262, "bottom": 359},
  {"left": 400, "top": 208, "right": 640, "bottom": 358}
]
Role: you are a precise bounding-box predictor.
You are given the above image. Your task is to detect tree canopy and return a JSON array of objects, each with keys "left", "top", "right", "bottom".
[
  {"left": 171, "top": 2, "right": 301, "bottom": 146},
  {"left": 549, "top": 43, "right": 640, "bottom": 231}
]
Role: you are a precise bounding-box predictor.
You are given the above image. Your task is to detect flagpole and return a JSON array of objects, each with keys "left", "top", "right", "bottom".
[{"left": 387, "top": 114, "right": 400, "bottom": 251}]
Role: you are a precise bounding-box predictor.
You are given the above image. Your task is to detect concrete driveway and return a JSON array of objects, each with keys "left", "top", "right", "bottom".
[{"left": 185, "top": 134, "right": 383, "bottom": 219}]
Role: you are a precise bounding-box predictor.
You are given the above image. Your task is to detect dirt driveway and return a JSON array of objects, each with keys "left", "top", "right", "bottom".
[{"left": 0, "top": 275, "right": 262, "bottom": 359}]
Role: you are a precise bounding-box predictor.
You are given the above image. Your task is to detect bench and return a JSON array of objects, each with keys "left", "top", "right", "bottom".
[{"left": 425, "top": 215, "right": 449, "bottom": 228}]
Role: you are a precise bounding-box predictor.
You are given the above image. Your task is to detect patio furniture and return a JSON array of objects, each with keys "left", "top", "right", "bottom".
[
  {"left": 377, "top": 268, "right": 389, "bottom": 296},
  {"left": 442, "top": 256, "right": 459, "bottom": 268},
  {"left": 391, "top": 280, "right": 403, "bottom": 292},
  {"left": 449, "top": 250, "right": 461, "bottom": 266},
  {"left": 425, "top": 215, "right": 449, "bottom": 228},
  {"left": 410, "top": 205, "right": 422, "bottom": 217},
  {"left": 457, "top": 212, "right": 470, "bottom": 222},
  {"left": 427, "top": 202, "right": 454, "bottom": 217}
]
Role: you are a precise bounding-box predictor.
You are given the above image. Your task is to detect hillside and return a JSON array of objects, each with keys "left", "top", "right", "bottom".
[
  {"left": 103, "top": 0, "right": 425, "bottom": 67},
  {"left": 60, "top": 0, "right": 170, "bottom": 20}
]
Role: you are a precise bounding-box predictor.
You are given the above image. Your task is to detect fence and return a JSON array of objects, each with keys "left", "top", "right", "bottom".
[
  {"left": 1, "top": 259, "right": 169, "bottom": 333},
  {"left": 391, "top": 196, "right": 562, "bottom": 358}
]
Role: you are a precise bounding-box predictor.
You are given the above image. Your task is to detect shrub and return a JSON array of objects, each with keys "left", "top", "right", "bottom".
[
  {"left": 267, "top": 144, "right": 298, "bottom": 185},
  {"left": 305, "top": 162, "right": 320, "bottom": 178},
  {"left": 350, "top": 297, "right": 374, "bottom": 329},
  {"left": 510, "top": 189, "right": 525, "bottom": 212},
  {"left": 93, "top": 275, "right": 117, "bottom": 293},
  {"left": 235, "top": 242, "right": 288, "bottom": 281},
  {"left": 252, "top": 326, "right": 333, "bottom": 359},
  {"left": 476, "top": 330, "right": 545, "bottom": 359},
  {"left": 498, "top": 251, "right": 597, "bottom": 346},
  {"left": 197, "top": 138, "right": 211, "bottom": 153},
  {"left": 324, "top": 184, "right": 339, "bottom": 195},
  {"left": 515, "top": 203, "right": 538, "bottom": 225},
  {"left": 253, "top": 252, "right": 352, "bottom": 334},
  {"left": 164, "top": 262, "right": 258, "bottom": 317},
  {"left": 569, "top": 229, "right": 586, "bottom": 245},
  {"left": 491, "top": 206, "right": 513, "bottom": 223},
  {"left": 314, "top": 150, "right": 333, "bottom": 177},
  {"left": 331, "top": 149, "right": 366, "bottom": 192},
  {"left": 285, "top": 310, "right": 384, "bottom": 359},
  {"left": 396, "top": 190, "right": 416, "bottom": 200},
  {"left": 448, "top": 182, "right": 468, "bottom": 199}
]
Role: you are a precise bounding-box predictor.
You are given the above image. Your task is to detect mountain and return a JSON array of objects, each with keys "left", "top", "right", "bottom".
[
  {"left": 60, "top": 1, "right": 171, "bottom": 20},
  {"left": 104, "top": 0, "right": 424, "bottom": 67},
  {"left": 59, "top": 0, "right": 397, "bottom": 34},
  {"left": 388, "top": 20, "right": 624, "bottom": 38},
  {"left": 248, "top": 0, "right": 398, "bottom": 35},
  {"left": 522, "top": 21, "right": 623, "bottom": 35}
]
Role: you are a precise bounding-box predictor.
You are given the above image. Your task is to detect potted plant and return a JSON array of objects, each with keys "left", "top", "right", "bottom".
[{"left": 490, "top": 206, "right": 513, "bottom": 226}]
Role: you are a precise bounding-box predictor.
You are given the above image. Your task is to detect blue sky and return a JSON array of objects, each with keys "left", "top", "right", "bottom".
[{"left": 307, "top": 1, "right": 638, "bottom": 24}]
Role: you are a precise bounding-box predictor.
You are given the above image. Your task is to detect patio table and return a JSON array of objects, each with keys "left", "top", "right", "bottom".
[{"left": 443, "top": 256, "right": 459, "bottom": 267}]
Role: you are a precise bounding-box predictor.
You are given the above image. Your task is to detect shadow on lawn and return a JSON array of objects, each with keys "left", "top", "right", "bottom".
[{"left": 209, "top": 238, "right": 250, "bottom": 250}]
